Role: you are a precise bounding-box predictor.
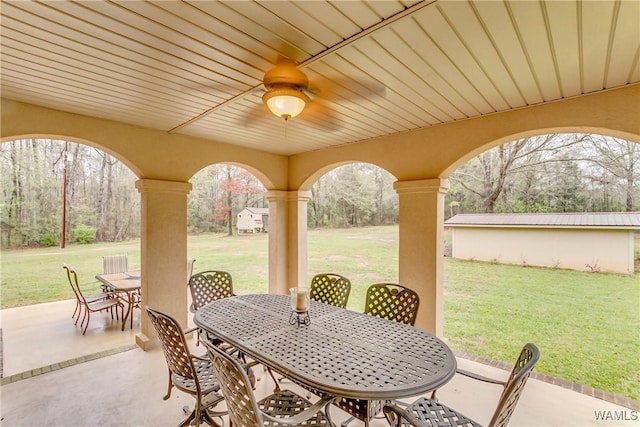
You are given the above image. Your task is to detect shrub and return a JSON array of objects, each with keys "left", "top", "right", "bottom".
[
  {"left": 40, "top": 233, "right": 58, "bottom": 247},
  {"left": 73, "top": 225, "right": 96, "bottom": 244}
]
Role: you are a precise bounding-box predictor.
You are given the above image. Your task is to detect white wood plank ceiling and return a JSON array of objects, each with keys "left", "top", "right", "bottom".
[{"left": 1, "top": 1, "right": 638, "bottom": 155}]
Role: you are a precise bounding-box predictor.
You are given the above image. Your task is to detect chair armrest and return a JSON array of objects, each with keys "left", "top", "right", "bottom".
[
  {"left": 262, "top": 395, "right": 336, "bottom": 426},
  {"left": 183, "top": 326, "right": 198, "bottom": 335},
  {"left": 456, "top": 368, "right": 506, "bottom": 386},
  {"left": 82, "top": 280, "right": 110, "bottom": 292},
  {"left": 383, "top": 403, "right": 423, "bottom": 427}
]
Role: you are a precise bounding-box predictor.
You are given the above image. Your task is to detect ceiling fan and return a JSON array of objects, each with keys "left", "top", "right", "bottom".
[
  {"left": 172, "top": 56, "right": 383, "bottom": 134},
  {"left": 260, "top": 58, "right": 313, "bottom": 121}
]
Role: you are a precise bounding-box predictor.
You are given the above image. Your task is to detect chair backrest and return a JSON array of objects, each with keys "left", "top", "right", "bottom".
[
  {"left": 145, "top": 306, "right": 200, "bottom": 391},
  {"left": 488, "top": 343, "right": 540, "bottom": 427},
  {"left": 364, "top": 283, "right": 420, "bottom": 326},
  {"left": 309, "top": 273, "right": 351, "bottom": 308},
  {"left": 103, "top": 255, "right": 128, "bottom": 274},
  {"left": 188, "top": 270, "right": 234, "bottom": 312},
  {"left": 63, "top": 263, "right": 83, "bottom": 301},
  {"left": 203, "top": 338, "right": 264, "bottom": 427}
]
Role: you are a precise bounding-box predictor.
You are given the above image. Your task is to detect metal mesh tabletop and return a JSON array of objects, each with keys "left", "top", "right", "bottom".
[{"left": 194, "top": 294, "right": 456, "bottom": 400}]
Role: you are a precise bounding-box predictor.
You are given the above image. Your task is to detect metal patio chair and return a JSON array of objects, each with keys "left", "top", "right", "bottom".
[
  {"left": 188, "top": 270, "right": 235, "bottom": 346},
  {"left": 188, "top": 270, "right": 235, "bottom": 313},
  {"left": 364, "top": 282, "right": 420, "bottom": 326},
  {"left": 145, "top": 306, "right": 226, "bottom": 427},
  {"left": 309, "top": 273, "right": 351, "bottom": 308},
  {"left": 383, "top": 343, "right": 540, "bottom": 427},
  {"left": 102, "top": 254, "right": 129, "bottom": 274},
  {"left": 339, "top": 283, "right": 420, "bottom": 426},
  {"left": 203, "top": 337, "right": 336, "bottom": 427},
  {"left": 102, "top": 254, "right": 129, "bottom": 293},
  {"left": 63, "top": 263, "right": 115, "bottom": 326},
  {"left": 63, "top": 264, "right": 123, "bottom": 335}
]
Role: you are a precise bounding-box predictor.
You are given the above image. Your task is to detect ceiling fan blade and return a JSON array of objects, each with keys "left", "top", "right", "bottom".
[{"left": 297, "top": 100, "right": 342, "bottom": 132}]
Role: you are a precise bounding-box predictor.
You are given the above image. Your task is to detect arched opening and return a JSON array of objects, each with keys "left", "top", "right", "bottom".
[
  {"left": 305, "top": 162, "right": 399, "bottom": 311},
  {"left": 187, "top": 162, "right": 269, "bottom": 295},
  {"left": 441, "top": 132, "right": 639, "bottom": 402},
  {"left": 0, "top": 137, "right": 141, "bottom": 308}
]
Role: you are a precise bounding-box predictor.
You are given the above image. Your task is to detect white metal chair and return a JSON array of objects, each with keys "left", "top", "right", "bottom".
[{"left": 102, "top": 254, "right": 128, "bottom": 274}]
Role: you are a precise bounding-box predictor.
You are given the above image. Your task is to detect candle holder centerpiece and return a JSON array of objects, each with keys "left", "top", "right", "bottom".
[{"left": 289, "top": 287, "right": 310, "bottom": 327}]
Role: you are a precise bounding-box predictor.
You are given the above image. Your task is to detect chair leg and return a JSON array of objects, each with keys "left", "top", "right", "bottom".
[
  {"left": 81, "top": 309, "right": 88, "bottom": 328},
  {"left": 193, "top": 404, "right": 201, "bottom": 427},
  {"left": 177, "top": 408, "right": 196, "bottom": 427},
  {"left": 74, "top": 305, "right": 83, "bottom": 325},
  {"left": 163, "top": 370, "right": 173, "bottom": 400},
  {"left": 341, "top": 416, "right": 355, "bottom": 427},
  {"left": 72, "top": 301, "right": 80, "bottom": 321},
  {"left": 266, "top": 366, "right": 281, "bottom": 391},
  {"left": 82, "top": 311, "right": 90, "bottom": 335}
]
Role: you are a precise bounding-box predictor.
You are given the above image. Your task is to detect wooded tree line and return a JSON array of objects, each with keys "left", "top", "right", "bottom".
[
  {"left": 0, "top": 134, "right": 637, "bottom": 248},
  {"left": 1, "top": 139, "right": 139, "bottom": 248},
  {"left": 447, "top": 134, "right": 638, "bottom": 215}
]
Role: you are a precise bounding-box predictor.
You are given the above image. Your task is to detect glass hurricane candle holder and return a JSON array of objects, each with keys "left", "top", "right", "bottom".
[{"left": 289, "top": 287, "right": 310, "bottom": 327}]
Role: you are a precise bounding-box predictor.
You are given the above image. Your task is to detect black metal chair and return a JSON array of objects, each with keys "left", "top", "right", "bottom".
[
  {"left": 383, "top": 343, "right": 540, "bottom": 427},
  {"left": 63, "top": 264, "right": 122, "bottom": 335},
  {"left": 364, "top": 282, "right": 420, "bottom": 326},
  {"left": 339, "top": 283, "right": 420, "bottom": 426},
  {"left": 202, "top": 336, "right": 336, "bottom": 427},
  {"left": 309, "top": 273, "right": 351, "bottom": 308},
  {"left": 145, "top": 306, "right": 226, "bottom": 427}
]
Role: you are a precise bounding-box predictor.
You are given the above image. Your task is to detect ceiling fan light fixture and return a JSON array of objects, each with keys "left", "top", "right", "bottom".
[{"left": 262, "top": 86, "right": 309, "bottom": 120}]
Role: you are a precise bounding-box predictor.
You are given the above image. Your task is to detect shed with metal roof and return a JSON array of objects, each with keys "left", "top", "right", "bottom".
[{"left": 445, "top": 213, "right": 640, "bottom": 274}]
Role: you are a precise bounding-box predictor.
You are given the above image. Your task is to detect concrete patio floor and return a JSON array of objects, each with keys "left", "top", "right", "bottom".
[{"left": 1, "top": 299, "right": 637, "bottom": 427}]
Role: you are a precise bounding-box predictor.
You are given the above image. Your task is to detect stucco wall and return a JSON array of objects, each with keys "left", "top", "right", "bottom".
[{"left": 451, "top": 227, "right": 635, "bottom": 274}]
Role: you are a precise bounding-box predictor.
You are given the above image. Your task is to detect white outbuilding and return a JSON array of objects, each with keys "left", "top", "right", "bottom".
[
  {"left": 237, "top": 207, "right": 269, "bottom": 233},
  {"left": 445, "top": 212, "right": 640, "bottom": 274}
]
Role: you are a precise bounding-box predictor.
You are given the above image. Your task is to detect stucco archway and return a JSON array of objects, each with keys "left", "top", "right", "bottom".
[{"left": 2, "top": 85, "right": 637, "bottom": 343}]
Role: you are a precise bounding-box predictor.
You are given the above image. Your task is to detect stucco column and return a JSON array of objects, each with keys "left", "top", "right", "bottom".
[
  {"left": 394, "top": 178, "right": 450, "bottom": 336},
  {"left": 265, "top": 190, "right": 312, "bottom": 294},
  {"left": 135, "top": 178, "right": 192, "bottom": 350}
]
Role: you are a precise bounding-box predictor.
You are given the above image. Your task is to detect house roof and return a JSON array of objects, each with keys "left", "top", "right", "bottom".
[
  {"left": 1, "top": 1, "right": 638, "bottom": 156},
  {"left": 445, "top": 212, "right": 640, "bottom": 230},
  {"left": 241, "top": 207, "right": 269, "bottom": 215}
]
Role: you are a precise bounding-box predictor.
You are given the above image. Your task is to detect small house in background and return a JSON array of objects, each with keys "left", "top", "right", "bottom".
[
  {"left": 237, "top": 207, "right": 269, "bottom": 233},
  {"left": 445, "top": 212, "right": 640, "bottom": 274}
]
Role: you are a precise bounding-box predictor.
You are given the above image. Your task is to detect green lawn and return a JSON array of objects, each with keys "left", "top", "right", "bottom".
[{"left": 1, "top": 226, "right": 638, "bottom": 400}]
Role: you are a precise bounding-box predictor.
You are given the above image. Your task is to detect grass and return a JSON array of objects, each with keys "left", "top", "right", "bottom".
[{"left": 1, "top": 226, "right": 639, "bottom": 400}]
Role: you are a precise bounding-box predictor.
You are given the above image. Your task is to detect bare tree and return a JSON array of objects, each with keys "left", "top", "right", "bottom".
[
  {"left": 586, "top": 136, "right": 638, "bottom": 212},
  {"left": 451, "top": 134, "right": 588, "bottom": 213}
]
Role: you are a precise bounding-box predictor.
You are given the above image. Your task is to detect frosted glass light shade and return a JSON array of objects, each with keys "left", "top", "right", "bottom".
[{"left": 262, "top": 87, "right": 309, "bottom": 120}]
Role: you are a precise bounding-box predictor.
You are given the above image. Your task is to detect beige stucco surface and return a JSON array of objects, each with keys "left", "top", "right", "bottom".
[
  {"left": 2, "top": 84, "right": 638, "bottom": 342},
  {"left": 451, "top": 227, "right": 636, "bottom": 274}
]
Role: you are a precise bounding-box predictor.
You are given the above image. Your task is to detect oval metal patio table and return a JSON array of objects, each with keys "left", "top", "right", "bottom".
[{"left": 194, "top": 294, "right": 456, "bottom": 403}]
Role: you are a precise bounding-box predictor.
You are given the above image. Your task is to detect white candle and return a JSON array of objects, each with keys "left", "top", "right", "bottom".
[{"left": 296, "top": 289, "right": 308, "bottom": 311}]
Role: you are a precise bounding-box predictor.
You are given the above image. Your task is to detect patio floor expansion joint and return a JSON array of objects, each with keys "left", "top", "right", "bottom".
[{"left": 0, "top": 344, "right": 137, "bottom": 386}]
